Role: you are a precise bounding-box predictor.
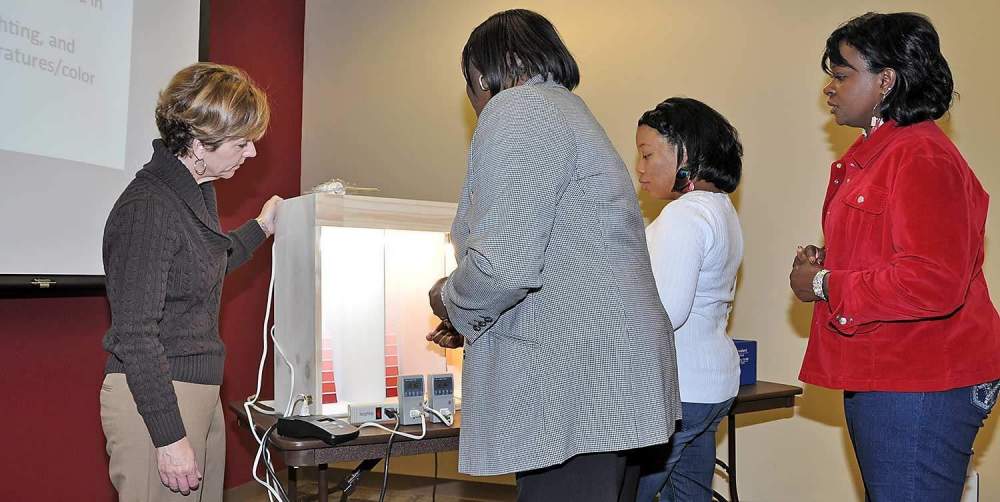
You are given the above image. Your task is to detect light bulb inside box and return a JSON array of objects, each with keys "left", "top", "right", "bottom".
[{"left": 273, "top": 194, "right": 461, "bottom": 417}]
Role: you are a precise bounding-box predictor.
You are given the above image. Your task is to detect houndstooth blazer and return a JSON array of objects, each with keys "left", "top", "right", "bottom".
[{"left": 441, "top": 75, "right": 681, "bottom": 476}]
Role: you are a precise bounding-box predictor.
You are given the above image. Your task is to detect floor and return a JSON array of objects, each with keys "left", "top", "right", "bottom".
[{"left": 225, "top": 467, "right": 517, "bottom": 502}]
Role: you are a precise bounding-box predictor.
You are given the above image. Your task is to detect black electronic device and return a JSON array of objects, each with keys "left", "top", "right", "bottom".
[{"left": 276, "top": 415, "right": 360, "bottom": 446}]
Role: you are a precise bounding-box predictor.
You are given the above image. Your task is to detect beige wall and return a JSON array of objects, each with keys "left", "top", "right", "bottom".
[{"left": 302, "top": 1, "right": 1000, "bottom": 500}]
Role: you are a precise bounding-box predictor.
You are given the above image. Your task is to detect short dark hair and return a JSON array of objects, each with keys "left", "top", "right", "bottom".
[
  {"left": 822, "top": 12, "right": 953, "bottom": 126},
  {"left": 638, "top": 97, "right": 742, "bottom": 193},
  {"left": 462, "top": 9, "right": 580, "bottom": 95}
]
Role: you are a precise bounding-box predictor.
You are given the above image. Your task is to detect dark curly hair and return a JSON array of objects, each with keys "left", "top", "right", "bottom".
[
  {"left": 462, "top": 9, "right": 579, "bottom": 95},
  {"left": 154, "top": 62, "right": 270, "bottom": 157},
  {"left": 638, "top": 97, "right": 742, "bottom": 193},
  {"left": 823, "top": 12, "right": 953, "bottom": 126}
]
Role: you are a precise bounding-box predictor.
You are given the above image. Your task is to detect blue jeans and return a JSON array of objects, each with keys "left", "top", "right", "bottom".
[
  {"left": 636, "top": 398, "right": 735, "bottom": 502},
  {"left": 844, "top": 380, "right": 1000, "bottom": 502}
]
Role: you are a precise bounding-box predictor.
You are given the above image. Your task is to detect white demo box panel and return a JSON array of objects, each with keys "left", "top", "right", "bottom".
[{"left": 273, "top": 194, "right": 459, "bottom": 416}]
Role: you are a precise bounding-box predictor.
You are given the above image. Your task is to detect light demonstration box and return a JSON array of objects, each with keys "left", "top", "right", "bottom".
[{"left": 273, "top": 194, "right": 461, "bottom": 416}]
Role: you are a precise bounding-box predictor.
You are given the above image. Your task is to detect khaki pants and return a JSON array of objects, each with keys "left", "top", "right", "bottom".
[{"left": 100, "top": 373, "right": 225, "bottom": 502}]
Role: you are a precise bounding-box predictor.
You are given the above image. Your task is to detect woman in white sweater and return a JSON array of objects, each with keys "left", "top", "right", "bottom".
[{"left": 634, "top": 97, "right": 744, "bottom": 502}]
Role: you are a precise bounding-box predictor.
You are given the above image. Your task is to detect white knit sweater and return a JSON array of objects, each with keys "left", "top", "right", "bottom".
[{"left": 646, "top": 190, "right": 743, "bottom": 403}]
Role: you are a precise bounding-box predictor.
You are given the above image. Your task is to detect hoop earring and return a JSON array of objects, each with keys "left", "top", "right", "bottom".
[
  {"left": 870, "top": 88, "right": 892, "bottom": 129},
  {"left": 194, "top": 157, "right": 207, "bottom": 176},
  {"left": 869, "top": 105, "right": 883, "bottom": 129},
  {"left": 478, "top": 74, "right": 488, "bottom": 92}
]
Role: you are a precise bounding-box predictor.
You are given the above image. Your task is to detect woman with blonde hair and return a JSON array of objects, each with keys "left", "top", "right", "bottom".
[{"left": 100, "top": 62, "right": 280, "bottom": 500}]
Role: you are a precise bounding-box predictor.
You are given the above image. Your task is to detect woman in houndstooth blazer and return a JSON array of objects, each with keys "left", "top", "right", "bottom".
[{"left": 426, "top": 9, "right": 681, "bottom": 501}]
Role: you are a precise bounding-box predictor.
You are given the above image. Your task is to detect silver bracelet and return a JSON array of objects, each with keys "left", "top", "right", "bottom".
[{"left": 812, "top": 269, "right": 830, "bottom": 301}]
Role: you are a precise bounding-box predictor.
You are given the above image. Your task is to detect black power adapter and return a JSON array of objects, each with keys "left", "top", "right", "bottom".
[{"left": 276, "top": 415, "right": 360, "bottom": 446}]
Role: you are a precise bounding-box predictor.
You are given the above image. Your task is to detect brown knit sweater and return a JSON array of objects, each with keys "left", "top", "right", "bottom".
[{"left": 102, "top": 139, "right": 267, "bottom": 447}]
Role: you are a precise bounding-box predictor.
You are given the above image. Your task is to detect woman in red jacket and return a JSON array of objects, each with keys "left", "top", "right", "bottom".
[{"left": 790, "top": 12, "right": 1000, "bottom": 501}]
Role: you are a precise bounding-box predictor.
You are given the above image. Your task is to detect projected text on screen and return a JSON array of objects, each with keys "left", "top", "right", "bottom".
[{"left": 0, "top": 0, "right": 133, "bottom": 170}]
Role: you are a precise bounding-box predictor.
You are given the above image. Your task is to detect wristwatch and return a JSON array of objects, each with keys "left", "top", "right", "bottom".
[{"left": 812, "top": 269, "right": 830, "bottom": 301}]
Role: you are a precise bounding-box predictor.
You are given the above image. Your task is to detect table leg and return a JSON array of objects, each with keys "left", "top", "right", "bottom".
[
  {"left": 728, "top": 413, "right": 739, "bottom": 502},
  {"left": 319, "top": 463, "right": 328, "bottom": 502},
  {"left": 334, "top": 458, "right": 382, "bottom": 501},
  {"left": 287, "top": 466, "right": 297, "bottom": 501}
]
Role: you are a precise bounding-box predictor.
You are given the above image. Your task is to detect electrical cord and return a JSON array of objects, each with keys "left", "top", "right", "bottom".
[
  {"left": 378, "top": 411, "right": 401, "bottom": 502},
  {"left": 244, "top": 243, "right": 454, "bottom": 500},
  {"left": 243, "top": 243, "right": 296, "bottom": 501},
  {"left": 369, "top": 406, "right": 449, "bottom": 501},
  {"left": 432, "top": 452, "right": 438, "bottom": 502},
  {"left": 245, "top": 244, "right": 297, "bottom": 417},
  {"left": 261, "top": 425, "right": 288, "bottom": 502},
  {"left": 243, "top": 402, "right": 286, "bottom": 502},
  {"left": 272, "top": 325, "right": 298, "bottom": 417},
  {"left": 246, "top": 245, "right": 278, "bottom": 413},
  {"left": 424, "top": 404, "right": 449, "bottom": 502},
  {"left": 358, "top": 413, "right": 427, "bottom": 440},
  {"left": 421, "top": 403, "right": 454, "bottom": 426},
  {"left": 245, "top": 396, "right": 288, "bottom": 502}
]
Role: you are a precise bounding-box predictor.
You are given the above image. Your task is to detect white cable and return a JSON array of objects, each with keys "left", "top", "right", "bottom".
[
  {"left": 359, "top": 413, "right": 427, "bottom": 440},
  {"left": 421, "top": 404, "right": 454, "bottom": 427},
  {"left": 272, "top": 324, "right": 297, "bottom": 417},
  {"left": 255, "top": 423, "right": 284, "bottom": 502},
  {"left": 246, "top": 325, "right": 295, "bottom": 417},
  {"left": 244, "top": 401, "right": 287, "bottom": 501},
  {"left": 242, "top": 243, "right": 288, "bottom": 501},
  {"left": 246, "top": 243, "right": 278, "bottom": 413},
  {"left": 286, "top": 394, "right": 309, "bottom": 416}
]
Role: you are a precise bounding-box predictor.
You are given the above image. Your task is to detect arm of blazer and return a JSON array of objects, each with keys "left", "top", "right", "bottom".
[{"left": 443, "top": 87, "right": 575, "bottom": 344}]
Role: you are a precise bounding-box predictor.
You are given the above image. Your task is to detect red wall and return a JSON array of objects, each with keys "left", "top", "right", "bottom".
[
  {"left": 0, "top": 1, "right": 304, "bottom": 499},
  {"left": 208, "top": 0, "right": 304, "bottom": 492}
]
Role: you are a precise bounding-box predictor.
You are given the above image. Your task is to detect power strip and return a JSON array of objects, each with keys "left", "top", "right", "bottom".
[{"left": 347, "top": 402, "right": 400, "bottom": 425}]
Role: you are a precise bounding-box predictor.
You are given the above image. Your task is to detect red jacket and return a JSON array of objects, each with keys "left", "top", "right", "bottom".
[{"left": 799, "top": 120, "right": 1000, "bottom": 391}]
